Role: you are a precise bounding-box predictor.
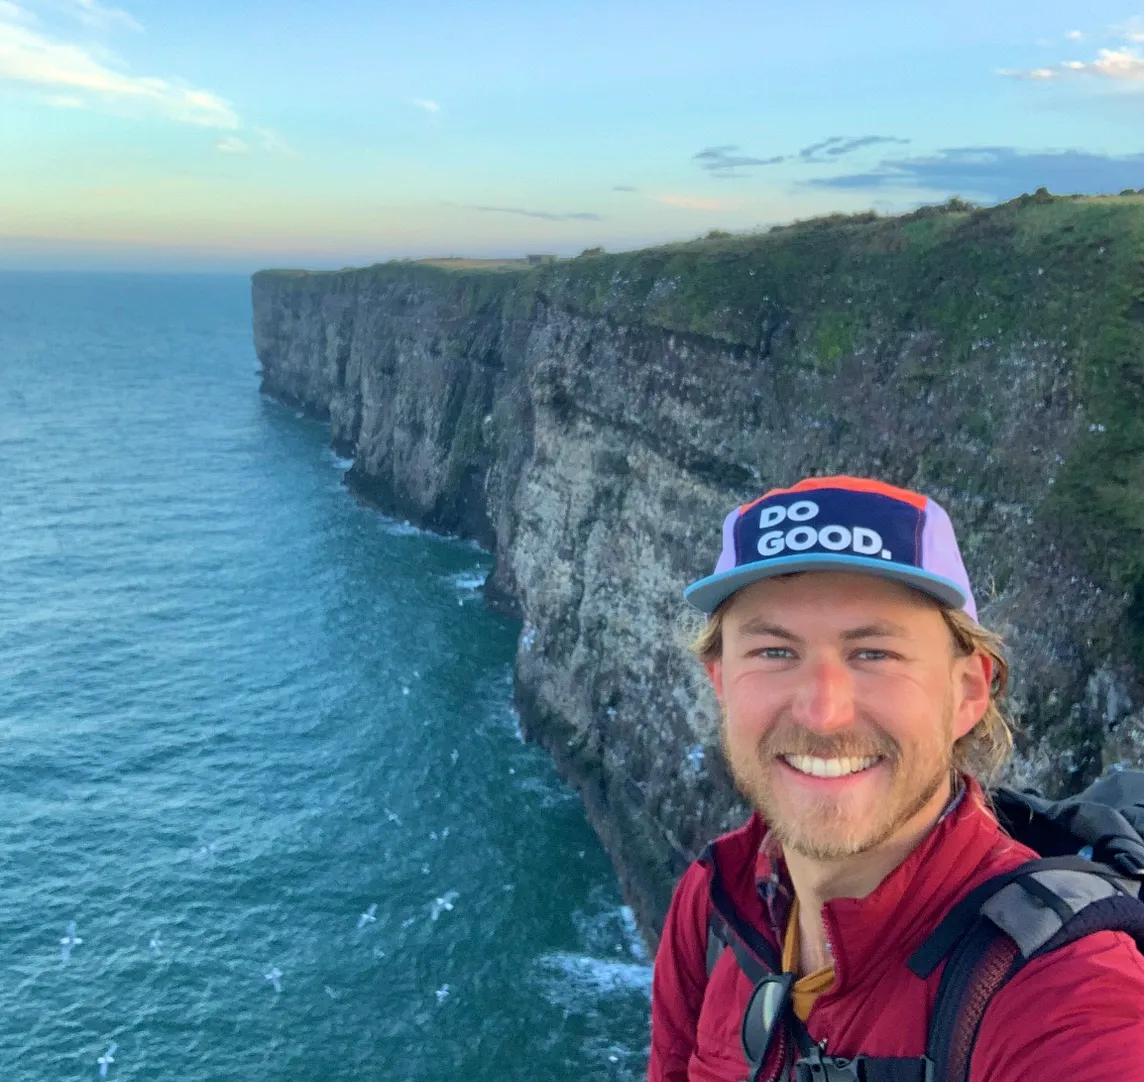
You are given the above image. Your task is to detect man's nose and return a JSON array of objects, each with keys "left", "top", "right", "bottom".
[{"left": 790, "top": 654, "right": 856, "bottom": 732}]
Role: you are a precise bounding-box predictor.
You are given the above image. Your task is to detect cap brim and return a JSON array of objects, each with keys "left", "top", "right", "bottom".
[{"left": 683, "top": 553, "right": 969, "bottom": 614}]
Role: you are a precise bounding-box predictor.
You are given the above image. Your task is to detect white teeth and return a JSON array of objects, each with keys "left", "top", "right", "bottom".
[{"left": 783, "top": 754, "right": 879, "bottom": 778}]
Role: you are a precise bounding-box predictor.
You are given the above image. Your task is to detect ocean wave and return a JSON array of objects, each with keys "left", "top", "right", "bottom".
[
  {"left": 533, "top": 950, "right": 653, "bottom": 1001},
  {"left": 573, "top": 895, "right": 650, "bottom": 961},
  {"left": 448, "top": 569, "right": 489, "bottom": 592},
  {"left": 377, "top": 518, "right": 435, "bottom": 539}
]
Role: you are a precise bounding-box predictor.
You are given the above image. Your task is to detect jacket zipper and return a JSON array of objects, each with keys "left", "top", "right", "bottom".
[{"left": 756, "top": 1023, "right": 789, "bottom": 1082}]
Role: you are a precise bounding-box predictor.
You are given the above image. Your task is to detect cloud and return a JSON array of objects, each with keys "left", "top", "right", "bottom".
[
  {"left": 1087, "top": 47, "right": 1144, "bottom": 79},
  {"left": 253, "top": 126, "right": 292, "bottom": 154},
  {"left": 468, "top": 204, "right": 601, "bottom": 221},
  {"left": 804, "top": 146, "right": 1144, "bottom": 202},
  {"left": 1066, "top": 29, "right": 1084, "bottom": 41},
  {"left": 1000, "top": 47, "right": 1144, "bottom": 82},
  {"left": 693, "top": 144, "right": 784, "bottom": 176},
  {"left": 612, "top": 184, "right": 637, "bottom": 192},
  {"left": 70, "top": 0, "right": 142, "bottom": 32},
  {"left": 1001, "top": 66, "right": 1060, "bottom": 80},
  {"left": 43, "top": 91, "right": 82, "bottom": 106},
  {"left": 410, "top": 97, "right": 440, "bottom": 113},
  {"left": 212, "top": 129, "right": 293, "bottom": 156},
  {"left": 799, "top": 135, "right": 910, "bottom": 162},
  {"left": 0, "top": 13, "right": 240, "bottom": 127},
  {"left": 656, "top": 194, "right": 732, "bottom": 211}
]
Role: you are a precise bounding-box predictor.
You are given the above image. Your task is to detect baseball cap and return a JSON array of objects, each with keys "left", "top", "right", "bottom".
[{"left": 683, "top": 476, "right": 978, "bottom": 621}]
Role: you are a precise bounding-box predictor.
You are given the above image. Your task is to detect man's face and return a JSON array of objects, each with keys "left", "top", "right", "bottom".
[{"left": 707, "top": 572, "right": 987, "bottom": 862}]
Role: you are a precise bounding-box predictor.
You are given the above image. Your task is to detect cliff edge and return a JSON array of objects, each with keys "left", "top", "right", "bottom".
[{"left": 253, "top": 196, "right": 1144, "bottom": 948}]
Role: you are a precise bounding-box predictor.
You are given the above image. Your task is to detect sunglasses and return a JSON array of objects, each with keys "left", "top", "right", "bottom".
[{"left": 741, "top": 971, "right": 794, "bottom": 1079}]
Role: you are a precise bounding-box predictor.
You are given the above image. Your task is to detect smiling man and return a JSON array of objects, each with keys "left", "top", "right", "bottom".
[{"left": 648, "top": 476, "right": 1144, "bottom": 1082}]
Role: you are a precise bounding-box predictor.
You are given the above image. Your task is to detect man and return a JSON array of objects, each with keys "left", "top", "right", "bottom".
[{"left": 649, "top": 476, "right": 1144, "bottom": 1082}]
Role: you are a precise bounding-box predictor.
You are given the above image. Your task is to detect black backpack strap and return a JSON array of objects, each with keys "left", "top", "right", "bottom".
[
  {"left": 704, "top": 845, "right": 782, "bottom": 978},
  {"left": 906, "top": 855, "right": 1128, "bottom": 978},
  {"left": 707, "top": 909, "right": 770, "bottom": 984},
  {"left": 910, "top": 857, "right": 1144, "bottom": 1082},
  {"left": 921, "top": 918, "right": 1021, "bottom": 1082}
]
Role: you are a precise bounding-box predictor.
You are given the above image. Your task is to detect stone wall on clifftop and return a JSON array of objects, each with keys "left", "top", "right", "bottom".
[{"left": 252, "top": 197, "right": 1144, "bottom": 948}]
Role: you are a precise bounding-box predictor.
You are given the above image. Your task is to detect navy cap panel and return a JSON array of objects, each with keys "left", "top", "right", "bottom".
[{"left": 732, "top": 489, "right": 924, "bottom": 572}]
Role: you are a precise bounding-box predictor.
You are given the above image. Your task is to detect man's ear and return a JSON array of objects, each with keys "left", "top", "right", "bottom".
[
  {"left": 953, "top": 652, "right": 992, "bottom": 741},
  {"left": 706, "top": 660, "right": 724, "bottom": 704}
]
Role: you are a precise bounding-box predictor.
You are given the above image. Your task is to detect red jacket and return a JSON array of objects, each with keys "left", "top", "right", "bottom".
[{"left": 649, "top": 778, "right": 1144, "bottom": 1082}]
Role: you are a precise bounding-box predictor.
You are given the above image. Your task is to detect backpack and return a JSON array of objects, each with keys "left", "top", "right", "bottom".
[{"left": 702, "top": 770, "right": 1144, "bottom": 1082}]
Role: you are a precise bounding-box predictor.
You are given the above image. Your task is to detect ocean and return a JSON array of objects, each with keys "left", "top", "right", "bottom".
[{"left": 0, "top": 273, "right": 652, "bottom": 1081}]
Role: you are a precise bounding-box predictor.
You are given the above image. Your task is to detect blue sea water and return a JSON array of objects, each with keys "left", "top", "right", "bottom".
[{"left": 0, "top": 274, "right": 652, "bottom": 1081}]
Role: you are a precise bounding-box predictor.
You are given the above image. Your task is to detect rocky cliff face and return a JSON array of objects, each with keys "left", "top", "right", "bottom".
[{"left": 253, "top": 197, "right": 1144, "bottom": 947}]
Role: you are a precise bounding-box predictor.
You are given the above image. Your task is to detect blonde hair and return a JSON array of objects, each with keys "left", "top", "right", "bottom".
[{"left": 688, "top": 595, "right": 1013, "bottom": 786}]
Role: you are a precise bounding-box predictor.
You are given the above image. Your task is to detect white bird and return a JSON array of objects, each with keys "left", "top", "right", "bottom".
[
  {"left": 265, "top": 967, "right": 282, "bottom": 994},
  {"left": 401, "top": 685, "right": 410, "bottom": 696},
  {"left": 430, "top": 890, "right": 459, "bottom": 921},
  {"left": 441, "top": 827, "right": 450, "bottom": 839},
  {"left": 149, "top": 933, "right": 162, "bottom": 956},
  {"left": 435, "top": 984, "right": 450, "bottom": 1004},
  {"left": 97, "top": 1043, "right": 117, "bottom": 1077},
  {"left": 60, "top": 921, "right": 82, "bottom": 963},
  {"left": 357, "top": 903, "right": 377, "bottom": 929},
  {"left": 384, "top": 809, "right": 401, "bottom": 825},
  {"left": 450, "top": 749, "right": 459, "bottom": 765}
]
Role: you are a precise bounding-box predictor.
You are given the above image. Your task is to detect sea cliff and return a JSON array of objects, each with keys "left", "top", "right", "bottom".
[{"left": 253, "top": 196, "right": 1144, "bottom": 947}]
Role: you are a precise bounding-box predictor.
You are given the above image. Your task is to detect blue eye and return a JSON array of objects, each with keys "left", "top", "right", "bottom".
[{"left": 750, "top": 647, "right": 793, "bottom": 660}]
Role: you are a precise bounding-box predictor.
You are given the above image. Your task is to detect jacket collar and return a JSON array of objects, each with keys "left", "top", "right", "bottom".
[{"left": 818, "top": 776, "right": 1029, "bottom": 993}]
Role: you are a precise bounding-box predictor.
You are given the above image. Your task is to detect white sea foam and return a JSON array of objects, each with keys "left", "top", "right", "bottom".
[
  {"left": 371, "top": 515, "right": 490, "bottom": 553},
  {"left": 379, "top": 519, "right": 435, "bottom": 539},
  {"left": 618, "top": 906, "right": 649, "bottom": 961},
  {"left": 533, "top": 950, "right": 653, "bottom": 1002},
  {"left": 572, "top": 893, "right": 651, "bottom": 958},
  {"left": 448, "top": 569, "right": 488, "bottom": 592},
  {"left": 517, "top": 775, "right": 578, "bottom": 808}
]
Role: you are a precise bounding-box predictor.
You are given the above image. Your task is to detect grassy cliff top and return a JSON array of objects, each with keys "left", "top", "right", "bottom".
[{"left": 549, "top": 195, "right": 1144, "bottom": 661}]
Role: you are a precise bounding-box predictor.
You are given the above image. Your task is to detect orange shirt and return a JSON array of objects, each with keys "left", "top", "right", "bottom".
[{"left": 782, "top": 897, "right": 836, "bottom": 1022}]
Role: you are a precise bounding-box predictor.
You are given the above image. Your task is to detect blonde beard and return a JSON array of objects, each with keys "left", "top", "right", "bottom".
[{"left": 720, "top": 705, "right": 954, "bottom": 861}]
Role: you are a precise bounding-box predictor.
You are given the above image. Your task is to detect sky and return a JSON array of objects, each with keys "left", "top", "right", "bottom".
[{"left": 2, "top": 0, "right": 1144, "bottom": 271}]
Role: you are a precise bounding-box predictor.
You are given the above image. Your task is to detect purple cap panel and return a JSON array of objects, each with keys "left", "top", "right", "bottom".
[{"left": 920, "top": 498, "right": 977, "bottom": 622}]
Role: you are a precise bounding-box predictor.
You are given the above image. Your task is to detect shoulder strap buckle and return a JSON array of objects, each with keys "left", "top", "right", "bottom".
[{"left": 792, "top": 1047, "right": 935, "bottom": 1082}]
